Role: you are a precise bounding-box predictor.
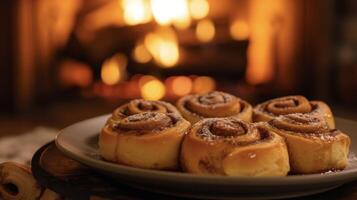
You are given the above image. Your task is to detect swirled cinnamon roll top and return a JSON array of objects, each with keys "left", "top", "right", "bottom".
[
  {"left": 111, "top": 112, "right": 181, "bottom": 133},
  {"left": 268, "top": 113, "right": 342, "bottom": 140},
  {"left": 100, "top": 112, "right": 191, "bottom": 169},
  {"left": 109, "top": 99, "right": 180, "bottom": 123},
  {"left": 265, "top": 113, "right": 350, "bottom": 173},
  {"left": 253, "top": 95, "right": 335, "bottom": 128},
  {"left": 181, "top": 117, "right": 290, "bottom": 176},
  {"left": 193, "top": 118, "right": 263, "bottom": 145},
  {"left": 177, "top": 91, "right": 253, "bottom": 124}
]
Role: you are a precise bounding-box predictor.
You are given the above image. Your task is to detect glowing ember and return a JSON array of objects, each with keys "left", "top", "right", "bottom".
[
  {"left": 121, "top": 0, "right": 152, "bottom": 25},
  {"left": 196, "top": 19, "right": 215, "bottom": 42},
  {"left": 140, "top": 79, "right": 166, "bottom": 100},
  {"left": 101, "top": 53, "right": 127, "bottom": 85},
  {"left": 58, "top": 60, "right": 93, "bottom": 88},
  {"left": 138, "top": 75, "right": 156, "bottom": 87},
  {"left": 172, "top": 76, "right": 192, "bottom": 96},
  {"left": 189, "top": 0, "right": 209, "bottom": 20},
  {"left": 144, "top": 27, "right": 180, "bottom": 67},
  {"left": 150, "top": 0, "right": 191, "bottom": 29},
  {"left": 230, "top": 20, "right": 249, "bottom": 40},
  {"left": 193, "top": 76, "right": 216, "bottom": 94},
  {"left": 132, "top": 41, "right": 152, "bottom": 63}
]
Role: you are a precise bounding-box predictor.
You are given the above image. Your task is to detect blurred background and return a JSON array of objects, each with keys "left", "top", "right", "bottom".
[{"left": 1, "top": 0, "right": 357, "bottom": 137}]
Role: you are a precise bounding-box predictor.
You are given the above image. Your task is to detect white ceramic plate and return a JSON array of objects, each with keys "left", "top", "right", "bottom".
[{"left": 55, "top": 115, "right": 357, "bottom": 200}]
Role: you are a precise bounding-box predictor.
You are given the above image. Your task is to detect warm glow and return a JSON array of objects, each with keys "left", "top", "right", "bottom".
[
  {"left": 132, "top": 42, "right": 152, "bottom": 63},
  {"left": 150, "top": 0, "right": 172, "bottom": 25},
  {"left": 193, "top": 76, "right": 216, "bottom": 94},
  {"left": 230, "top": 20, "right": 249, "bottom": 40},
  {"left": 138, "top": 75, "right": 156, "bottom": 87},
  {"left": 150, "top": 0, "right": 191, "bottom": 29},
  {"left": 140, "top": 79, "right": 166, "bottom": 100},
  {"left": 58, "top": 60, "right": 93, "bottom": 88},
  {"left": 172, "top": 0, "right": 191, "bottom": 29},
  {"left": 196, "top": 19, "right": 215, "bottom": 42},
  {"left": 189, "top": 0, "right": 209, "bottom": 20},
  {"left": 121, "top": 0, "right": 152, "bottom": 25},
  {"left": 172, "top": 76, "right": 192, "bottom": 96},
  {"left": 246, "top": 0, "right": 276, "bottom": 85},
  {"left": 144, "top": 27, "right": 179, "bottom": 67},
  {"left": 101, "top": 53, "right": 127, "bottom": 85}
]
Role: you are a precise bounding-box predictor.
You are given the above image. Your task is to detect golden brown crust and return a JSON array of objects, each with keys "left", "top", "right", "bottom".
[
  {"left": 253, "top": 96, "right": 335, "bottom": 129},
  {"left": 176, "top": 91, "right": 253, "bottom": 124},
  {"left": 310, "top": 101, "right": 335, "bottom": 129},
  {"left": 108, "top": 99, "right": 181, "bottom": 124},
  {"left": 0, "top": 162, "right": 43, "bottom": 200},
  {"left": 180, "top": 118, "right": 290, "bottom": 176},
  {"left": 99, "top": 112, "right": 190, "bottom": 170},
  {"left": 263, "top": 113, "right": 350, "bottom": 174}
]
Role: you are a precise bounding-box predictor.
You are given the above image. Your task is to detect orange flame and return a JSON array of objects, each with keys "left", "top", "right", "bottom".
[
  {"left": 189, "top": 0, "right": 209, "bottom": 20},
  {"left": 144, "top": 27, "right": 180, "bottom": 67},
  {"left": 171, "top": 76, "right": 192, "bottom": 96},
  {"left": 101, "top": 53, "right": 127, "bottom": 85},
  {"left": 150, "top": 0, "right": 191, "bottom": 29},
  {"left": 132, "top": 41, "right": 152, "bottom": 63},
  {"left": 140, "top": 78, "right": 166, "bottom": 100},
  {"left": 121, "top": 0, "right": 152, "bottom": 25},
  {"left": 230, "top": 20, "right": 249, "bottom": 40},
  {"left": 196, "top": 19, "right": 215, "bottom": 42},
  {"left": 193, "top": 76, "right": 216, "bottom": 94}
]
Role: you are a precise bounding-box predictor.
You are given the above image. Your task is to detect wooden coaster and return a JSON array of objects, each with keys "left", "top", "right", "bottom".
[{"left": 31, "top": 142, "right": 183, "bottom": 200}]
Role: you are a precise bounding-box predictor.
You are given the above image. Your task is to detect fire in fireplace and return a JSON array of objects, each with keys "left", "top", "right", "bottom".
[
  {"left": 59, "top": 0, "right": 251, "bottom": 101},
  {"left": 3, "top": 0, "right": 355, "bottom": 111}
]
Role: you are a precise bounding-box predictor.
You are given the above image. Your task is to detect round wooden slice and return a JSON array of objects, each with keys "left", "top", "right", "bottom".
[{"left": 31, "top": 142, "right": 182, "bottom": 200}]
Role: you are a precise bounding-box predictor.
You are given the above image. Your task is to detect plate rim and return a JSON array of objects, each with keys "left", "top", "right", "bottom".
[{"left": 55, "top": 114, "right": 357, "bottom": 185}]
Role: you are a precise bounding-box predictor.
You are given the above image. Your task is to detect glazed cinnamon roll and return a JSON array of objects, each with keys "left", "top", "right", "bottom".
[
  {"left": 108, "top": 99, "right": 180, "bottom": 124},
  {"left": 180, "top": 118, "right": 290, "bottom": 176},
  {"left": 263, "top": 113, "right": 350, "bottom": 174},
  {"left": 99, "top": 112, "right": 190, "bottom": 170},
  {"left": 253, "top": 95, "right": 335, "bottom": 129},
  {"left": 177, "top": 91, "right": 253, "bottom": 124}
]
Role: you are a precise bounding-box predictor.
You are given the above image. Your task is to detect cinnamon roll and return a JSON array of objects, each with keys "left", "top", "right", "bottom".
[
  {"left": 180, "top": 118, "right": 290, "bottom": 176},
  {"left": 176, "top": 91, "right": 253, "bottom": 124},
  {"left": 108, "top": 99, "right": 180, "bottom": 124},
  {"left": 99, "top": 112, "right": 190, "bottom": 170},
  {"left": 253, "top": 95, "right": 335, "bottom": 129},
  {"left": 0, "top": 162, "right": 43, "bottom": 200},
  {"left": 263, "top": 113, "right": 350, "bottom": 174}
]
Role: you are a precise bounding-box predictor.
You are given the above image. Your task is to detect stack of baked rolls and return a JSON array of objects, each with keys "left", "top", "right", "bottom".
[{"left": 99, "top": 92, "right": 351, "bottom": 176}]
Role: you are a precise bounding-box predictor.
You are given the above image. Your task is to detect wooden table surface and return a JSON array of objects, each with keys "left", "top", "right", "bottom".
[{"left": 31, "top": 142, "right": 357, "bottom": 200}]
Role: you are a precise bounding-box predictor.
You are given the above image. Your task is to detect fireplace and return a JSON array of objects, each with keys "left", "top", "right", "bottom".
[{"left": 1, "top": 0, "right": 356, "bottom": 112}]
